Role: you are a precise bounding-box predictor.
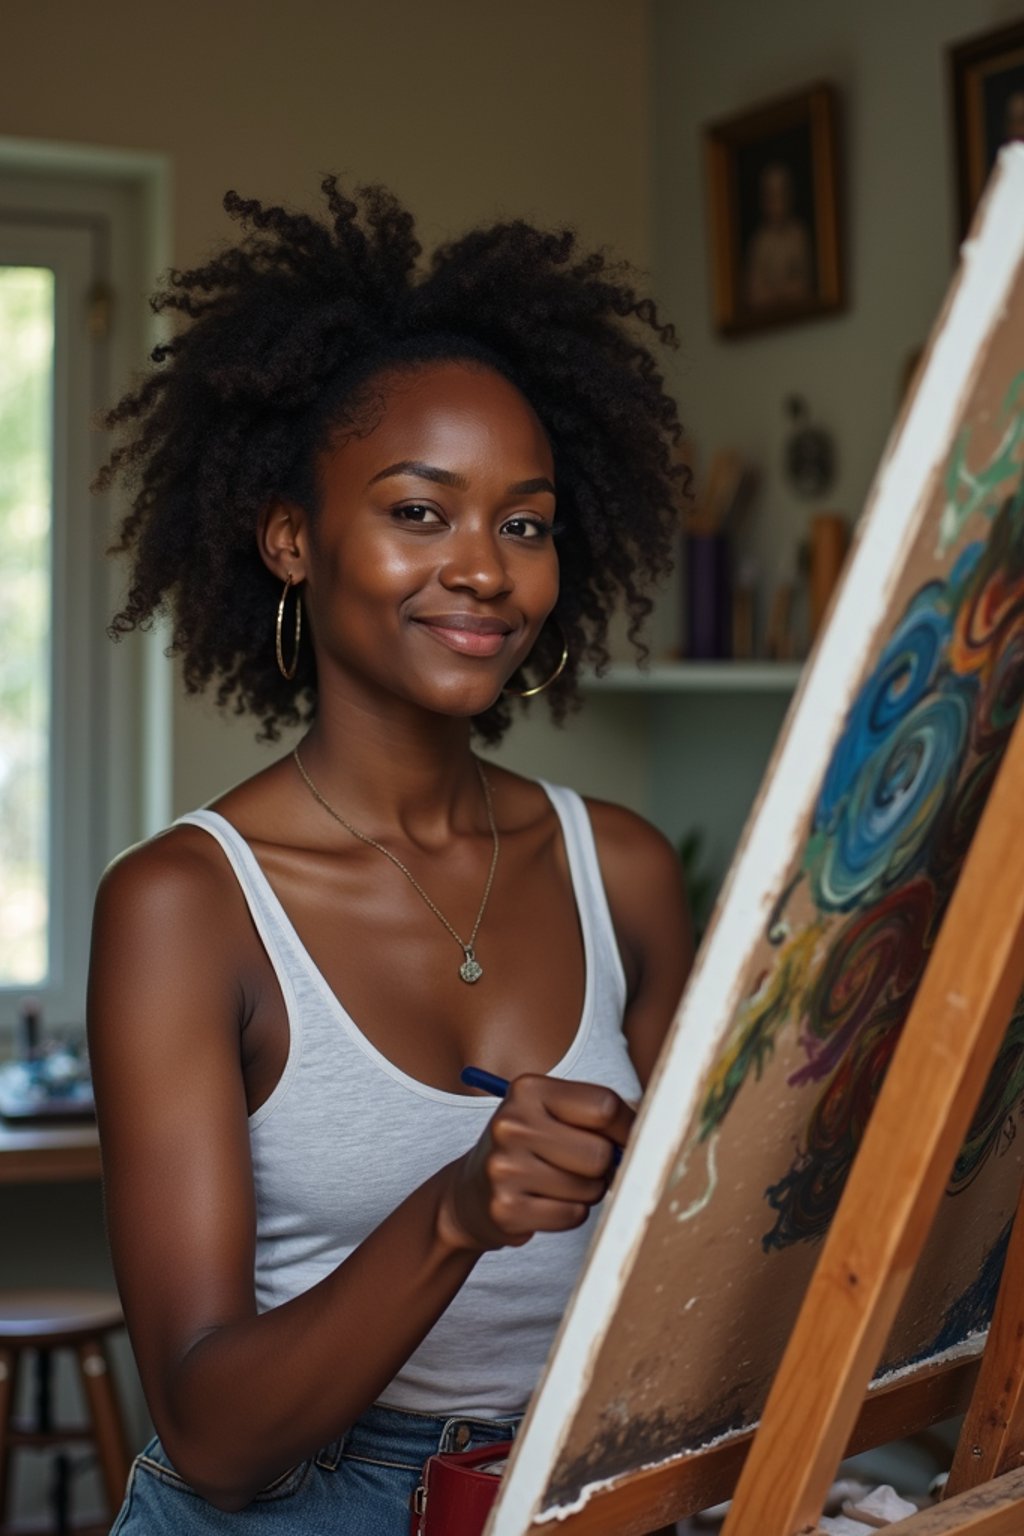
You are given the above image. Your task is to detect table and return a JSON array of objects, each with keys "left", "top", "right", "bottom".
[{"left": 0, "top": 1121, "right": 101, "bottom": 1184}]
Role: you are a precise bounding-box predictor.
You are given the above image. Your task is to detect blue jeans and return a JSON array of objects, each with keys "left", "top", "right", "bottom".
[{"left": 110, "top": 1402, "right": 522, "bottom": 1534}]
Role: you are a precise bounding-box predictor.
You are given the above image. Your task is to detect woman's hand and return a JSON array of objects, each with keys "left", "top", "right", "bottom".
[{"left": 440, "top": 1075, "right": 635, "bottom": 1252}]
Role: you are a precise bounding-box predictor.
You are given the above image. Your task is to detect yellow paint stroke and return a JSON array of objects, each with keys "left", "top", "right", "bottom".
[{"left": 698, "top": 922, "right": 824, "bottom": 1140}]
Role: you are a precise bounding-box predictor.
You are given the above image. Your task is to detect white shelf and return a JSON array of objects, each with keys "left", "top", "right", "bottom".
[{"left": 582, "top": 661, "right": 804, "bottom": 694}]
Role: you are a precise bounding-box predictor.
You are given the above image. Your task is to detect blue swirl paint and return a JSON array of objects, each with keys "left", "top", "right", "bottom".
[
  {"left": 816, "top": 584, "right": 950, "bottom": 833},
  {"left": 808, "top": 684, "right": 973, "bottom": 911},
  {"left": 947, "top": 540, "right": 986, "bottom": 600}
]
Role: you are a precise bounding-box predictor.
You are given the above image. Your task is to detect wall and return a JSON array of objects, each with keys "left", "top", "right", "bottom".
[
  {"left": 653, "top": 0, "right": 1023, "bottom": 618},
  {"left": 2, "top": 0, "right": 654, "bottom": 814}
]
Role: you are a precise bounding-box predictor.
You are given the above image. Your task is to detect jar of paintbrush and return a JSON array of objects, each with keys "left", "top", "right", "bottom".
[{"left": 683, "top": 451, "right": 754, "bottom": 661}]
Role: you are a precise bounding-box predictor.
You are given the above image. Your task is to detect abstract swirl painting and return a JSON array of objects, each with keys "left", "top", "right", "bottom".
[{"left": 490, "top": 146, "right": 1024, "bottom": 1535}]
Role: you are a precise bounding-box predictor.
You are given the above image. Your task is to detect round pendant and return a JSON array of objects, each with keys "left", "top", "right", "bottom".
[{"left": 459, "top": 953, "right": 483, "bottom": 984}]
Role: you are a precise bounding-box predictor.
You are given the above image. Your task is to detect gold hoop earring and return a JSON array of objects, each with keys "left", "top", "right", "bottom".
[
  {"left": 276, "top": 574, "right": 302, "bottom": 681},
  {"left": 503, "top": 628, "right": 569, "bottom": 698}
]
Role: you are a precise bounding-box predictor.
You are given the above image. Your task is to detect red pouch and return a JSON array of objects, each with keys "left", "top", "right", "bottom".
[{"left": 409, "top": 1439, "right": 513, "bottom": 1536}]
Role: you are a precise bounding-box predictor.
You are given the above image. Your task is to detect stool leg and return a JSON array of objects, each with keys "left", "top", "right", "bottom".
[
  {"left": 50, "top": 1449, "right": 71, "bottom": 1535},
  {"left": 75, "top": 1337, "right": 131, "bottom": 1516},
  {"left": 0, "top": 1345, "right": 18, "bottom": 1524},
  {"left": 32, "top": 1346, "right": 54, "bottom": 1432}
]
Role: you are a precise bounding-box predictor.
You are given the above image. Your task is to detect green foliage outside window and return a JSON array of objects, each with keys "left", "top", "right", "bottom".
[{"left": 0, "top": 266, "right": 54, "bottom": 985}]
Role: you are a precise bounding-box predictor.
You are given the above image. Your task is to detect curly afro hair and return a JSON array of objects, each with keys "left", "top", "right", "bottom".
[{"left": 98, "top": 177, "right": 686, "bottom": 743}]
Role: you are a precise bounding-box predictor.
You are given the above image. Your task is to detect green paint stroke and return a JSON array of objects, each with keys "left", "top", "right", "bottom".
[{"left": 939, "top": 370, "right": 1024, "bottom": 555}]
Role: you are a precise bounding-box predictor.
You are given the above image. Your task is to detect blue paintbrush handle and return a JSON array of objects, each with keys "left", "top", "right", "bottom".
[{"left": 460, "top": 1066, "right": 511, "bottom": 1097}]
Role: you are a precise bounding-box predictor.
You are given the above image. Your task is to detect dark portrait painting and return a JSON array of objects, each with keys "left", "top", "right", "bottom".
[
  {"left": 951, "top": 19, "right": 1024, "bottom": 236},
  {"left": 705, "top": 84, "right": 842, "bottom": 337},
  {"left": 735, "top": 121, "right": 817, "bottom": 313}
]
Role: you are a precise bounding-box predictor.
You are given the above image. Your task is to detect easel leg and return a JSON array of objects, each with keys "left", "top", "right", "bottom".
[
  {"left": 945, "top": 1147, "right": 1024, "bottom": 1497},
  {"left": 720, "top": 713, "right": 1024, "bottom": 1536}
]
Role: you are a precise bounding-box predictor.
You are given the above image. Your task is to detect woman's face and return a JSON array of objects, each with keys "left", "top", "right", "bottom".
[{"left": 300, "top": 360, "right": 559, "bottom": 722}]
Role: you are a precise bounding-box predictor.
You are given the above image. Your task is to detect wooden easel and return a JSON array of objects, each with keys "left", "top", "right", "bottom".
[{"left": 518, "top": 707, "right": 1024, "bottom": 1536}]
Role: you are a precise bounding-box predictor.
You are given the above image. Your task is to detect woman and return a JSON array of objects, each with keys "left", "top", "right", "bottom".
[{"left": 88, "top": 179, "right": 692, "bottom": 1534}]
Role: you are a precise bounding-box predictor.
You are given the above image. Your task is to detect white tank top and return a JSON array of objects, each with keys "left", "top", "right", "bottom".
[{"left": 177, "top": 780, "right": 640, "bottom": 1417}]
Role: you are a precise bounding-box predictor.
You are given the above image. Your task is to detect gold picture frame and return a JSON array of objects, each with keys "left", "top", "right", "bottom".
[
  {"left": 705, "top": 83, "right": 843, "bottom": 338},
  {"left": 950, "top": 18, "right": 1024, "bottom": 238}
]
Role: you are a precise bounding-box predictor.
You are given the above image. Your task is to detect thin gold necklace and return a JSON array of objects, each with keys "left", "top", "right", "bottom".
[{"left": 291, "top": 748, "right": 500, "bottom": 985}]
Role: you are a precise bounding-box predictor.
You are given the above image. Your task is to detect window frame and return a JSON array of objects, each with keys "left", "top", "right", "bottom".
[{"left": 0, "top": 162, "right": 169, "bottom": 1035}]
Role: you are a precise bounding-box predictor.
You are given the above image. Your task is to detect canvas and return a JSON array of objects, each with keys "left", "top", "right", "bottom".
[{"left": 488, "top": 143, "right": 1024, "bottom": 1533}]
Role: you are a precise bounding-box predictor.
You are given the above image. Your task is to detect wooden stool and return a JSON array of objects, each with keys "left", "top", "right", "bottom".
[{"left": 0, "top": 1290, "right": 131, "bottom": 1534}]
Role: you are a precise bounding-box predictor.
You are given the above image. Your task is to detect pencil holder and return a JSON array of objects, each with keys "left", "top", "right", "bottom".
[{"left": 685, "top": 533, "right": 732, "bottom": 660}]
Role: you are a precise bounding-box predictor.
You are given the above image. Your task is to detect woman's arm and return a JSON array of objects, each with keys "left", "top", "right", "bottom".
[
  {"left": 586, "top": 802, "right": 695, "bottom": 1087},
  {"left": 88, "top": 833, "right": 632, "bottom": 1511}
]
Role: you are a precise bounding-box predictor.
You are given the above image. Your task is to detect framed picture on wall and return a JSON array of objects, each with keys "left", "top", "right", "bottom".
[
  {"left": 950, "top": 18, "right": 1024, "bottom": 237},
  {"left": 704, "top": 83, "right": 843, "bottom": 338}
]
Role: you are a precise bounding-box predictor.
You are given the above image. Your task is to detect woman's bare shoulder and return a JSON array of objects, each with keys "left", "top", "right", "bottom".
[
  {"left": 96, "top": 820, "right": 236, "bottom": 925},
  {"left": 96, "top": 752, "right": 295, "bottom": 917},
  {"left": 483, "top": 768, "right": 682, "bottom": 885},
  {"left": 583, "top": 796, "right": 691, "bottom": 968},
  {"left": 89, "top": 819, "right": 256, "bottom": 1076},
  {"left": 583, "top": 796, "right": 679, "bottom": 870}
]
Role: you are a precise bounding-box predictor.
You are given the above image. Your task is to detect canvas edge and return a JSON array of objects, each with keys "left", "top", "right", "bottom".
[{"left": 487, "top": 143, "right": 1024, "bottom": 1536}]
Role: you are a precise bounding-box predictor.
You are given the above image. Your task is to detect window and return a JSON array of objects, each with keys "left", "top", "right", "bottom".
[
  {"left": 0, "top": 167, "right": 159, "bottom": 1032},
  {"left": 1, "top": 262, "right": 54, "bottom": 987}
]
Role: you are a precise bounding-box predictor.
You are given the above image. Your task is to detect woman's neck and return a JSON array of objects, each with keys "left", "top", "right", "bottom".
[{"left": 294, "top": 700, "right": 490, "bottom": 847}]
